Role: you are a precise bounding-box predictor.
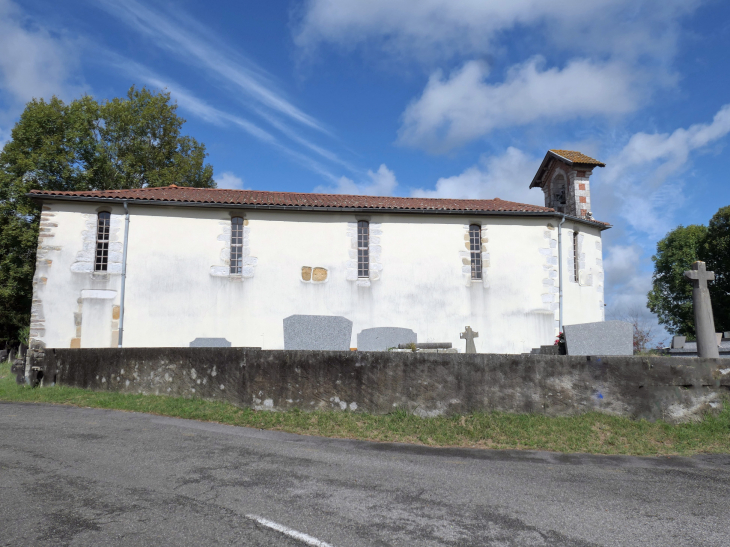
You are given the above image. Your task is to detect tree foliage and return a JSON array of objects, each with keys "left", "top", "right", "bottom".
[
  {"left": 647, "top": 225, "right": 707, "bottom": 336},
  {"left": 0, "top": 87, "right": 215, "bottom": 346},
  {"left": 701, "top": 206, "right": 730, "bottom": 333},
  {"left": 648, "top": 206, "right": 730, "bottom": 337}
]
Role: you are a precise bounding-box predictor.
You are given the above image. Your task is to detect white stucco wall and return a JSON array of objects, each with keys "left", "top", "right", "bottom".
[{"left": 30, "top": 201, "right": 605, "bottom": 354}]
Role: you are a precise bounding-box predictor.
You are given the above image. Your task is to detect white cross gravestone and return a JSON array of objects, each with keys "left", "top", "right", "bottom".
[
  {"left": 684, "top": 261, "right": 719, "bottom": 358},
  {"left": 460, "top": 326, "right": 478, "bottom": 354}
]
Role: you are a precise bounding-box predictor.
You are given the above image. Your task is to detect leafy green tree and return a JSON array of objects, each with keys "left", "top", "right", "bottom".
[
  {"left": 647, "top": 224, "right": 708, "bottom": 336},
  {"left": 0, "top": 86, "right": 215, "bottom": 346},
  {"left": 701, "top": 206, "right": 730, "bottom": 332}
]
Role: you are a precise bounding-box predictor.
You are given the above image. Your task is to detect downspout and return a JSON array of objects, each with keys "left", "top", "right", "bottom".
[
  {"left": 117, "top": 201, "right": 130, "bottom": 348},
  {"left": 558, "top": 214, "right": 567, "bottom": 333}
]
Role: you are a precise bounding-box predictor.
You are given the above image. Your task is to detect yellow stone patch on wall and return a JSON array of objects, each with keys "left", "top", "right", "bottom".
[
  {"left": 70, "top": 338, "right": 81, "bottom": 348},
  {"left": 112, "top": 305, "right": 120, "bottom": 320},
  {"left": 312, "top": 267, "right": 328, "bottom": 282},
  {"left": 301, "top": 266, "right": 312, "bottom": 281}
]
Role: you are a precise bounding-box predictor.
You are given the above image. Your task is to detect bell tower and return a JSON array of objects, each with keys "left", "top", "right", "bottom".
[{"left": 529, "top": 150, "right": 605, "bottom": 218}]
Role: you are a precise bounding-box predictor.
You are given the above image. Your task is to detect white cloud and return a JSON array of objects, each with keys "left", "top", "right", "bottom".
[
  {"left": 294, "top": 0, "right": 698, "bottom": 64},
  {"left": 604, "top": 244, "right": 643, "bottom": 289},
  {"left": 100, "top": 0, "right": 325, "bottom": 133},
  {"left": 597, "top": 104, "right": 730, "bottom": 238},
  {"left": 410, "top": 147, "right": 543, "bottom": 205},
  {"left": 399, "top": 58, "right": 640, "bottom": 152},
  {"left": 216, "top": 172, "right": 245, "bottom": 190},
  {"left": 314, "top": 164, "right": 398, "bottom": 195},
  {"left": 296, "top": 0, "right": 696, "bottom": 152},
  {"left": 0, "top": 0, "right": 82, "bottom": 105}
]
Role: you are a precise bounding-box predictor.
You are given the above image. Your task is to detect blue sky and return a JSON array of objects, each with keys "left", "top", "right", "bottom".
[{"left": 2, "top": 0, "right": 730, "bottom": 341}]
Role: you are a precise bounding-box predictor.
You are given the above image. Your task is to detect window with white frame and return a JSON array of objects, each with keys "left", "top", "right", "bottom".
[
  {"left": 230, "top": 217, "right": 243, "bottom": 274},
  {"left": 94, "top": 212, "right": 111, "bottom": 271},
  {"left": 357, "top": 220, "right": 369, "bottom": 278},
  {"left": 469, "top": 224, "right": 482, "bottom": 280}
]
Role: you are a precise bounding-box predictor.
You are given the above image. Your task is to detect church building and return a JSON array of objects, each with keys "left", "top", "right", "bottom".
[{"left": 28, "top": 149, "right": 608, "bottom": 353}]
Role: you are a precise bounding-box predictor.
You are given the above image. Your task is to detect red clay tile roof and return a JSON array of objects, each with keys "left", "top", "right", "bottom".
[
  {"left": 29, "top": 185, "right": 555, "bottom": 213},
  {"left": 549, "top": 150, "right": 605, "bottom": 167},
  {"left": 29, "top": 185, "right": 610, "bottom": 226}
]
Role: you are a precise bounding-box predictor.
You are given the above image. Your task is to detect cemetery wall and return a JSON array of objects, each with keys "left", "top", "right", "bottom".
[
  {"left": 37, "top": 348, "right": 730, "bottom": 424},
  {"left": 31, "top": 200, "right": 604, "bottom": 355}
]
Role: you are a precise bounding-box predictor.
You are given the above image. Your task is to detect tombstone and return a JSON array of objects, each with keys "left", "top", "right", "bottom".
[
  {"left": 684, "top": 261, "right": 719, "bottom": 358},
  {"left": 671, "top": 336, "right": 686, "bottom": 349},
  {"left": 460, "top": 326, "right": 479, "bottom": 354},
  {"left": 357, "top": 327, "right": 416, "bottom": 352},
  {"left": 564, "top": 321, "right": 633, "bottom": 356},
  {"left": 283, "top": 315, "right": 352, "bottom": 351},
  {"left": 189, "top": 338, "right": 232, "bottom": 348},
  {"left": 10, "top": 359, "right": 26, "bottom": 385},
  {"left": 0, "top": 350, "right": 7, "bottom": 362},
  {"left": 397, "top": 342, "right": 452, "bottom": 349}
]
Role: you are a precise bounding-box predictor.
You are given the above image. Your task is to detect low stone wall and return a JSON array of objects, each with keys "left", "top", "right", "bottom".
[{"left": 37, "top": 348, "right": 730, "bottom": 423}]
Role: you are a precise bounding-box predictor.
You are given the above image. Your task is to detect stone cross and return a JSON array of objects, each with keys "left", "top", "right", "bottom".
[
  {"left": 684, "top": 261, "right": 719, "bottom": 358},
  {"left": 460, "top": 326, "right": 479, "bottom": 354}
]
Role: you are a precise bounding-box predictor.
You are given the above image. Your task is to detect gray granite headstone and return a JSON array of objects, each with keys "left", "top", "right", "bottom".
[
  {"left": 564, "top": 321, "right": 633, "bottom": 356},
  {"left": 283, "top": 315, "right": 353, "bottom": 351},
  {"left": 460, "top": 326, "right": 479, "bottom": 354},
  {"left": 357, "top": 327, "right": 416, "bottom": 351},
  {"left": 671, "top": 335, "right": 686, "bottom": 349},
  {"left": 189, "top": 338, "right": 232, "bottom": 348}
]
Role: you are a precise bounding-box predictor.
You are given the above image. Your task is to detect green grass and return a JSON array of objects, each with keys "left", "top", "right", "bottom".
[{"left": 2, "top": 362, "right": 729, "bottom": 456}]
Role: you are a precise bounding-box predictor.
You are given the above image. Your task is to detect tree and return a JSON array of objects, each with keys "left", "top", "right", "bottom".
[
  {"left": 701, "top": 206, "right": 730, "bottom": 333},
  {"left": 0, "top": 86, "right": 215, "bottom": 346},
  {"left": 647, "top": 224, "right": 707, "bottom": 336}
]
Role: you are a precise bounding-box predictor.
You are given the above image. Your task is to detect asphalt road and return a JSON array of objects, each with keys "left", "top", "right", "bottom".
[{"left": 1, "top": 403, "right": 729, "bottom": 546}]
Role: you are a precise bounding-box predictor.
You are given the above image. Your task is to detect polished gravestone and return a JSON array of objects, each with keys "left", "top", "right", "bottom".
[
  {"left": 284, "top": 315, "right": 353, "bottom": 351},
  {"left": 564, "top": 321, "right": 633, "bottom": 356},
  {"left": 357, "top": 327, "right": 416, "bottom": 351}
]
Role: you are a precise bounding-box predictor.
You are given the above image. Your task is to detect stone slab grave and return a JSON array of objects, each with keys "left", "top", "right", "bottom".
[
  {"left": 357, "top": 327, "right": 416, "bottom": 351},
  {"left": 564, "top": 320, "right": 633, "bottom": 356},
  {"left": 189, "top": 338, "right": 232, "bottom": 348},
  {"left": 284, "top": 315, "right": 353, "bottom": 351}
]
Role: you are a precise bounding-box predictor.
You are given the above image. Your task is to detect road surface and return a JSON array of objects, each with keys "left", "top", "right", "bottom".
[{"left": 1, "top": 402, "right": 728, "bottom": 546}]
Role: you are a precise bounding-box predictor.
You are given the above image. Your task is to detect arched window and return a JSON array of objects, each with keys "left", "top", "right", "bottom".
[
  {"left": 469, "top": 224, "right": 482, "bottom": 280},
  {"left": 357, "top": 221, "right": 369, "bottom": 278},
  {"left": 230, "top": 217, "right": 243, "bottom": 275},
  {"left": 94, "top": 212, "right": 111, "bottom": 271}
]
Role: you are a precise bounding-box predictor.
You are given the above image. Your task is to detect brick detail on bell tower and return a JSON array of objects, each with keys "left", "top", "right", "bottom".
[{"left": 531, "top": 150, "right": 604, "bottom": 218}]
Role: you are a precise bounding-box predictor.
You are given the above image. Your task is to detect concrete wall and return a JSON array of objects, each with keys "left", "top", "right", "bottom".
[
  {"left": 39, "top": 348, "right": 730, "bottom": 424},
  {"left": 31, "top": 201, "right": 605, "bottom": 353}
]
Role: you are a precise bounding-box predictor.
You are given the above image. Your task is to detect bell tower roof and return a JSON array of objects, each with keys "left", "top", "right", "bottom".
[{"left": 530, "top": 150, "right": 605, "bottom": 189}]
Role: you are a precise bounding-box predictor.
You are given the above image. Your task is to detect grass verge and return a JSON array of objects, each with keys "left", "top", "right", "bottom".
[{"left": 2, "top": 362, "right": 728, "bottom": 456}]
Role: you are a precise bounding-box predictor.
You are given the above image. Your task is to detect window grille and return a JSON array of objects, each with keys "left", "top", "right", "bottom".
[
  {"left": 94, "top": 212, "right": 111, "bottom": 271},
  {"left": 230, "top": 217, "right": 244, "bottom": 275},
  {"left": 357, "top": 220, "right": 369, "bottom": 278},
  {"left": 469, "top": 224, "right": 482, "bottom": 280},
  {"left": 573, "top": 231, "right": 579, "bottom": 282}
]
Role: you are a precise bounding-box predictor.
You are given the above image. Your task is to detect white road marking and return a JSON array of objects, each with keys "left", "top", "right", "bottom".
[{"left": 245, "top": 515, "right": 334, "bottom": 547}]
